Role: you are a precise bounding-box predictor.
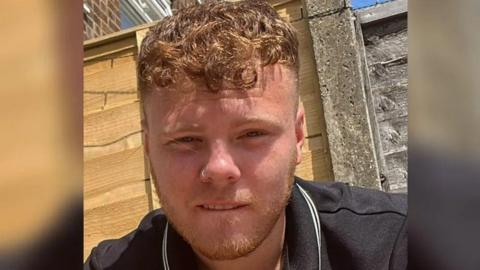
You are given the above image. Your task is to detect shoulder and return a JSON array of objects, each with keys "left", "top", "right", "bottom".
[
  {"left": 295, "top": 178, "right": 407, "bottom": 269},
  {"left": 85, "top": 209, "right": 167, "bottom": 270},
  {"left": 295, "top": 177, "right": 407, "bottom": 217}
]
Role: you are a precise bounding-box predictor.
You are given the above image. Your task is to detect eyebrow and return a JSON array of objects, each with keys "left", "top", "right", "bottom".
[
  {"left": 230, "top": 115, "right": 285, "bottom": 130},
  {"left": 161, "top": 122, "right": 204, "bottom": 135}
]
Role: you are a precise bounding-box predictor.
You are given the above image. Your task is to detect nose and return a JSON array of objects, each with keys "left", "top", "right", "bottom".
[{"left": 200, "top": 142, "right": 241, "bottom": 183}]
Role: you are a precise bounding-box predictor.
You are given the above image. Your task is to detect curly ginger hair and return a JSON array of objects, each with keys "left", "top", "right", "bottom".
[{"left": 137, "top": 0, "right": 299, "bottom": 96}]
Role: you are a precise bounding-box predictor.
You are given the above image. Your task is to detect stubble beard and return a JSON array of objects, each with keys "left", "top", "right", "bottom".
[{"left": 154, "top": 154, "right": 297, "bottom": 261}]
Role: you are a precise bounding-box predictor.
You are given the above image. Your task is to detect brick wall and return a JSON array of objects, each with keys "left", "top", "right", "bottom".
[{"left": 84, "top": 0, "right": 121, "bottom": 40}]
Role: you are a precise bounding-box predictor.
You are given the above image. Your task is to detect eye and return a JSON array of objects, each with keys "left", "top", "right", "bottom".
[
  {"left": 170, "top": 136, "right": 201, "bottom": 144},
  {"left": 242, "top": 130, "right": 267, "bottom": 138}
]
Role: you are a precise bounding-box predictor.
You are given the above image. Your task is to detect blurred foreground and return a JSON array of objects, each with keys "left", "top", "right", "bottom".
[
  {"left": 409, "top": 0, "right": 480, "bottom": 269},
  {"left": 0, "top": 1, "right": 82, "bottom": 269}
]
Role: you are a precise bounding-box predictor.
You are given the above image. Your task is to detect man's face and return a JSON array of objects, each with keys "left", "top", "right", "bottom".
[{"left": 144, "top": 65, "right": 305, "bottom": 260}]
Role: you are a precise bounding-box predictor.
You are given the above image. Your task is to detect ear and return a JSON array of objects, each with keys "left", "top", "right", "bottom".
[
  {"left": 295, "top": 105, "right": 305, "bottom": 164},
  {"left": 141, "top": 119, "right": 149, "bottom": 157}
]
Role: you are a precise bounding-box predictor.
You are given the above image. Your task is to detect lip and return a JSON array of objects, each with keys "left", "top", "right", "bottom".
[{"left": 196, "top": 201, "right": 249, "bottom": 211}]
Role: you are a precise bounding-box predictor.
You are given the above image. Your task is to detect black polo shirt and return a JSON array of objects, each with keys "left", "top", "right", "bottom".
[{"left": 85, "top": 178, "right": 407, "bottom": 270}]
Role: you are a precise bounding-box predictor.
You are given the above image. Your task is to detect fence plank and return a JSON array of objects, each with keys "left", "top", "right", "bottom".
[
  {"left": 84, "top": 101, "right": 142, "bottom": 147},
  {"left": 84, "top": 146, "right": 147, "bottom": 199},
  {"left": 84, "top": 36, "right": 137, "bottom": 61},
  {"left": 84, "top": 58, "right": 137, "bottom": 94},
  {"left": 84, "top": 130, "right": 143, "bottom": 162},
  {"left": 300, "top": 96, "right": 328, "bottom": 138},
  {"left": 84, "top": 195, "right": 150, "bottom": 259},
  {"left": 269, "top": 0, "right": 296, "bottom": 7},
  {"left": 276, "top": 0, "right": 303, "bottom": 22},
  {"left": 296, "top": 148, "right": 334, "bottom": 180},
  {"left": 84, "top": 93, "right": 105, "bottom": 115},
  {"left": 85, "top": 178, "right": 148, "bottom": 211},
  {"left": 84, "top": 58, "right": 111, "bottom": 77},
  {"left": 136, "top": 28, "right": 149, "bottom": 51}
]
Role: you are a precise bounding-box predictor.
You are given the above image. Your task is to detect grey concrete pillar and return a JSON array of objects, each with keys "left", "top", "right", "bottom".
[{"left": 303, "top": 0, "right": 382, "bottom": 189}]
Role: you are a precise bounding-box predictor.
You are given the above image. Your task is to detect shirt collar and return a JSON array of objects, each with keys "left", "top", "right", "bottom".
[{"left": 283, "top": 181, "right": 322, "bottom": 269}]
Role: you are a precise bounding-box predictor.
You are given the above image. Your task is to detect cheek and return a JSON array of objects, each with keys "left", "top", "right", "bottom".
[
  {"left": 151, "top": 156, "right": 197, "bottom": 214},
  {"left": 149, "top": 150, "right": 201, "bottom": 192},
  {"left": 247, "top": 138, "right": 296, "bottom": 184}
]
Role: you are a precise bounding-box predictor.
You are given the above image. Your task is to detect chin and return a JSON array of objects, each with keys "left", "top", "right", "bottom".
[
  {"left": 193, "top": 233, "right": 260, "bottom": 260},
  {"left": 177, "top": 203, "right": 285, "bottom": 261},
  {"left": 172, "top": 213, "right": 265, "bottom": 260}
]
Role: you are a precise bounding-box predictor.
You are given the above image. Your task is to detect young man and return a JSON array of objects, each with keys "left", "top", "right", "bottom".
[{"left": 85, "top": 1, "right": 407, "bottom": 269}]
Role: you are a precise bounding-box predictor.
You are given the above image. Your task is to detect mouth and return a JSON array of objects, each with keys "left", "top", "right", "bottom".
[{"left": 197, "top": 203, "right": 248, "bottom": 211}]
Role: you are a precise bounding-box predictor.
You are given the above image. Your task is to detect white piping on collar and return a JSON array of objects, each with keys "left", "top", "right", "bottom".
[
  {"left": 162, "top": 223, "right": 170, "bottom": 270},
  {"left": 297, "top": 183, "right": 322, "bottom": 270},
  {"left": 161, "top": 184, "right": 322, "bottom": 270}
]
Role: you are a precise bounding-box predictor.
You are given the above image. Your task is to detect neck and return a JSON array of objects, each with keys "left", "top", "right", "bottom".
[{"left": 195, "top": 211, "right": 286, "bottom": 270}]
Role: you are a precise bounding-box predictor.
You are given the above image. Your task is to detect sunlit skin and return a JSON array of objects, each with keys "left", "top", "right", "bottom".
[{"left": 143, "top": 64, "right": 305, "bottom": 270}]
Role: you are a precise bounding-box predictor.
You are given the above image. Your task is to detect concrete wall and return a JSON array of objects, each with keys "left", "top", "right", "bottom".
[
  {"left": 303, "top": 0, "right": 407, "bottom": 192},
  {"left": 304, "top": 0, "right": 383, "bottom": 189}
]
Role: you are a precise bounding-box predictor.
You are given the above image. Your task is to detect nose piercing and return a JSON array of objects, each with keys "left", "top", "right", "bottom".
[{"left": 200, "top": 168, "right": 208, "bottom": 180}]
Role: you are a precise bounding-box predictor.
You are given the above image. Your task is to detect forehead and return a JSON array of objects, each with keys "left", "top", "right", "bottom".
[{"left": 143, "top": 65, "right": 297, "bottom": 124}]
